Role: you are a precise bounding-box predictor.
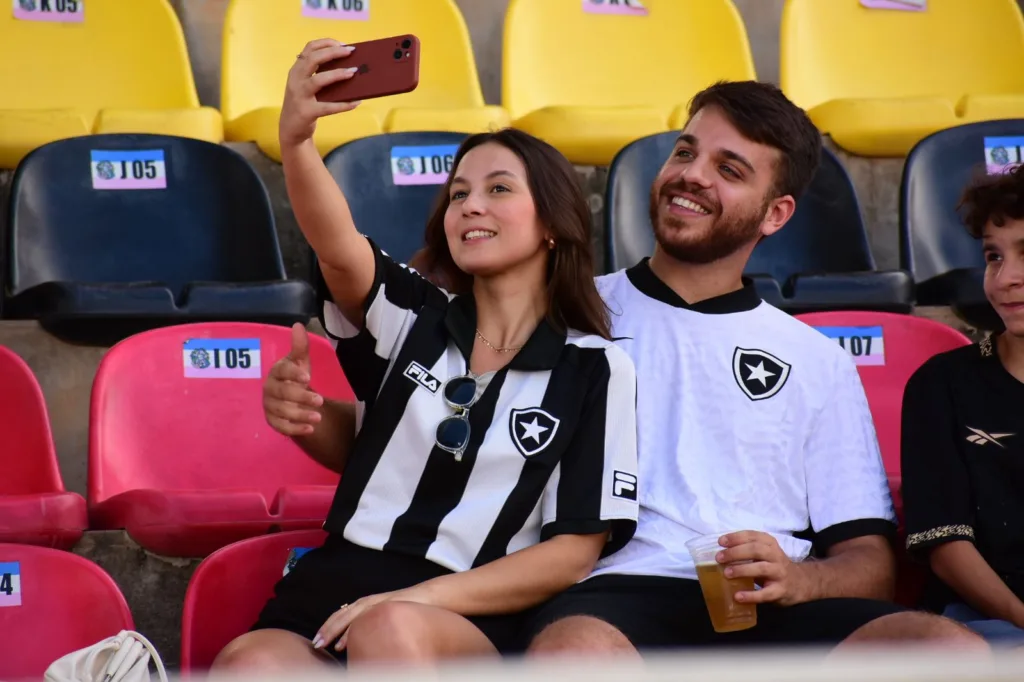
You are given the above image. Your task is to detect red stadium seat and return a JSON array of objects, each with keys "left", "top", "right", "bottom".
[
  {"left": 181, "top": 529, "right": 327, "bottom": 672},
  {"left": 0, "top": 544, "right": 133, "bottom": 680},
  {"left": 796, "top": 312, "right": 972, "bottom": 502},
  {"left": 89, "top": 323, "right": 353, "bottom": 557},
  {"left": 797, "top": 311, "right": 971, "bottom": 605},
  {"left": 0, "top": 346, "right": 86, "bottom": 548}
]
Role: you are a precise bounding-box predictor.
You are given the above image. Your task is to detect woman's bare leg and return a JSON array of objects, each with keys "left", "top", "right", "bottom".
[
  {"left": 344, "top": 602, "right": 500, "bottom": 666},
  {"left": 212, "top": 629, "right": 335, "bottom": 671}
]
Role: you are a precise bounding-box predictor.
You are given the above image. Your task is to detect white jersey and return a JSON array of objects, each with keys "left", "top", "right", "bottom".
[{"left": 590, "top": 260, "right": 896, "bottom": 581}]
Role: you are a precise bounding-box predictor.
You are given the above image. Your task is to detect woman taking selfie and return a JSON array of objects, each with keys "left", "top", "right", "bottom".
[{"left": 213, "top": 39, "right": 640, "bottom": 669}]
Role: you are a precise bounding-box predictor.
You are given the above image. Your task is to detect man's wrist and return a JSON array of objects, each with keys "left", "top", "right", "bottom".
[{"left": 786, "top": 559, "right": 819, "bottom": 605}]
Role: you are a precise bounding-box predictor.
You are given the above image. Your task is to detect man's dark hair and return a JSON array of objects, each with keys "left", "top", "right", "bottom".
[
  {"left": 958, "top": 162, "right": 1024, "bottom": 239},
  {"left": 686, "top": 80, "right": 822, "bottom": 201}
]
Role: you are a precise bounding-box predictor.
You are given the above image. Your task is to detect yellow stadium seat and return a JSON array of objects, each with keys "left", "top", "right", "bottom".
[
  {"left": 502, "top": 0, "right": 756, "bottom": 166},
  {"left": 781, "top": 0, "right": 1024, "bottom": 157},
  {"left": 221, "top": 0, "right": 507, "bottom": 162},
  {"left": 0, "top": 0, "right": 222, "bottom": 169}
]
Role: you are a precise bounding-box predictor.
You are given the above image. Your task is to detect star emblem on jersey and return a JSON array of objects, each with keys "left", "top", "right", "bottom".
[
  {"left": 509, "top": 408, "right": 560, "bottom": 458},
  {"left": 732, "top": 347, "right": 791, "bottom": 401}
]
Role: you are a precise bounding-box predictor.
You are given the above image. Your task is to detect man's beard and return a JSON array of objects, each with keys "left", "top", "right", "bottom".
[{"left": 648, "top": 181, "right": 768, "bottom": 264}]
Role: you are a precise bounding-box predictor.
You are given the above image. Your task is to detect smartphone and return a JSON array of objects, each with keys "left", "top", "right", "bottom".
[{"left": 315, "top": 34, "right": 420, "bottom": 103}]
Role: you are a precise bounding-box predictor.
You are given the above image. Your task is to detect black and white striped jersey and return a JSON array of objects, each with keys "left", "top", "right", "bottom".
[{"left": 318, "top": 240, "right": 639, "bottom": 573}]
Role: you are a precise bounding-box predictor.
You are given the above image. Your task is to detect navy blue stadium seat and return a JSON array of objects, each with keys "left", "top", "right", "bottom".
[
  {"left": 317, "top": 132, "right": 469, "bottom": 271},
  {"left": 900, "top": 121, "right": 1018, "bottom": 331},
  {"left": 2, "top": 134, "right": 313, "bottom": 346},
  {"left": 606, "top": 132, "right": 913, "bottom": 314}
]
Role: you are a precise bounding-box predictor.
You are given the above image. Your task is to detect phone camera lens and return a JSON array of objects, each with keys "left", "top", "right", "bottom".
[
  {"left": 401, "top": 39, "right": 412, "bottom": 49},
  {"left": 393, "top": 49, "right": 403, "bottom": 59}
]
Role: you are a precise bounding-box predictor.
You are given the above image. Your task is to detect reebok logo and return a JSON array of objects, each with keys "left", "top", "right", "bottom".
[
  {"left": 966, "top": 427, "right": 1014, "bottom": 448},
  {"left": 612, "top": 471, "right": 637, "bottom": 501},
  {"left": 404, "top": 361, "right": 440, "bottom": 394}
]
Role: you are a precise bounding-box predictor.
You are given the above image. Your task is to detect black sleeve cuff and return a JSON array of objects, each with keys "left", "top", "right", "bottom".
[
  {"left": 906, "top": 524, "right": 975, "bottom": 556},
  {"left": 540, "top": 519, "right": 637, "bottom": 559},
  {"left": 814, "top": 518, "right": 898, "bottom": 552}
]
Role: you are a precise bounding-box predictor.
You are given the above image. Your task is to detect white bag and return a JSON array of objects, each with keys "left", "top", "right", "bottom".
[{"left": 44, "top": 630, "right": 168, "bottom": 682}]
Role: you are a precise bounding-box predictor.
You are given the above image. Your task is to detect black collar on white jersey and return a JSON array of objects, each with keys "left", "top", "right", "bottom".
[
  {"left": 444, "top": 293, "right": 568, "bottom": 370},
  {"left": 626, "top": 258, "right": 761, "bottom": 314}
]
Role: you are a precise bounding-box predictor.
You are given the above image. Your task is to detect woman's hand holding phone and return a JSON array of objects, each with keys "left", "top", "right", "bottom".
[{"left": 280, "top": 39, "right": 362, "bottom": 151}]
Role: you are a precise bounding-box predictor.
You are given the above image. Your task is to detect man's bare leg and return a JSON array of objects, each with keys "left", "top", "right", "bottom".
[{"left": 527, "top": 616, "right": 640, "bottom": 658}]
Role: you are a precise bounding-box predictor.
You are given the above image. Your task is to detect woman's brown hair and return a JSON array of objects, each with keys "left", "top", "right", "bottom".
[{"left": 409, "top": 128, "right": 610, "bottom": 340}]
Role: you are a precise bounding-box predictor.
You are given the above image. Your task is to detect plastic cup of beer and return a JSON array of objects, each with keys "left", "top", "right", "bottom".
[{"left": 685, "top": 533, "right": 757, "bottom": 633}]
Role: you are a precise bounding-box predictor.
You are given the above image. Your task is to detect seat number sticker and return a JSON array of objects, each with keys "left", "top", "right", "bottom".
[
  {"left": 91, "top": 150, "right": 167, "bottom": 190},
  {"left": 984, "top": 136, "right": 1024, "bottom": 176},
  {"left": 284, "top": 548, "right": 314, "bottom": 576},
  {"left": 390, "top": 145, "right": 458, "bottom": 186},
  {"left": 302, "top": 0, "right": 368, "bottom": 21},
  {"left": 859, "top": 0, "right": 926, "bottom": 10},
  {"left": 184, "top": 339, "right": 262, "bottom": 379},
  {"left": 814, "top": 326, "right": 886, "bottom": 366},
  {"left": 0, "top": 562, "right": 21, "bottom": 607},
  {"left": 583, "top": 0, "right": 648, "bottom": 16},
  {"left": 13, "top": 0, "right": 83, "bottom": 22}
]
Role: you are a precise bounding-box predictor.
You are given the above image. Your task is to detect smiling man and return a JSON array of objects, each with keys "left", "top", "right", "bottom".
[{"left": 523, "top": 80, "right": 984, "bottom": 653}]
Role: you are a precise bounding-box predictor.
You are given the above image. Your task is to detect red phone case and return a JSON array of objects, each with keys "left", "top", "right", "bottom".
[{"left": 315, "top": 34, "right": 420, "bottom": 103}]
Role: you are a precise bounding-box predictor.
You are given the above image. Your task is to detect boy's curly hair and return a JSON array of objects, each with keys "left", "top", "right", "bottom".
[{"left": 959, "top": 163, "right": 1024, "bottom": 239}]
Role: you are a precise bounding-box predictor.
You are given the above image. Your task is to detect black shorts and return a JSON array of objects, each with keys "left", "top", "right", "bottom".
[
  {"left": 252, "top": 534, "right": 529, "bottom": 661},
  {"left": 526, "top": 574, "right": 908, "bottom": 650}
]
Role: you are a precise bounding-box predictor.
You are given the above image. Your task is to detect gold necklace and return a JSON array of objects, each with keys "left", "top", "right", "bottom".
[{"left": 476, "top": 329, "right": 524, "bottom": 353}]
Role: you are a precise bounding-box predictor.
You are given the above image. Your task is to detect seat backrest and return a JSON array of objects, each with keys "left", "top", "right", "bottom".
[
  {"left": 0, "top": 544, "right": 133, "bottom": 680},
  {"left": 322, "top": 132, "right": 468, "bottom": 265},
  {"left": 900, "top": 120, "right": 1024, "bottom": 282},
  {"left": 7, "top": 134, "right": 285, "bottom": 300},
  {"left": 503, "top": 0, "right": 755, "bottom": 121},
  {"left": 181, "top": 529, "right": 327, "bottom": 671},
  {"left": 748, "top": 145, "right": 873, "bottom": 281},
  {"left": 0, "top": 347, "right": 62, "bottom": 495},
  {"left": 89, "top": 323, "right": 354, "bottom": 505},
  {"left": 0, "top": 0, "right": 199, "bottom": 116},
  {"left": 780, "top": 0, "right": 1024, "bottom": 113},
  {"left": 605, "top": 131, "right": 872, "bottom": 279},
  {"left": 221, "top": 0, "right": 485, "bottom": 125},
  {"left": 795, "top": 311, "right": 971, "bottom": 480}
]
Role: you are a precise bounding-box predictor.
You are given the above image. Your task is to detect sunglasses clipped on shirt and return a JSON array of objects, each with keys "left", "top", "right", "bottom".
[{"left": 435, "top": 374, "right": 479, "bottom": 461}]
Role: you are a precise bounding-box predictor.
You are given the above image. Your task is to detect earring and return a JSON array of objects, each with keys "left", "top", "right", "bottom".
[{"left": 547, "top": 238, "right": 556, "bottom": 249}]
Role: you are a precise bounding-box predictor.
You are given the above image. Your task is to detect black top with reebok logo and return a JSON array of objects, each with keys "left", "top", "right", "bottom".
[
  {"left": 901, "top": 337, "right": 1024, "bottom": 608},
  {"left": 315, "top": 239, "right": 640, "bottom": 574}
]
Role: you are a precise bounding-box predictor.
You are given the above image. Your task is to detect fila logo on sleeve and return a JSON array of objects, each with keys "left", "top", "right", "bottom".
[
  {"left": 404, "top": 361, "right": 440, "bottom": 394},
  {"left": 613, "top": 471, "right": 638, "bottom": 501}
]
